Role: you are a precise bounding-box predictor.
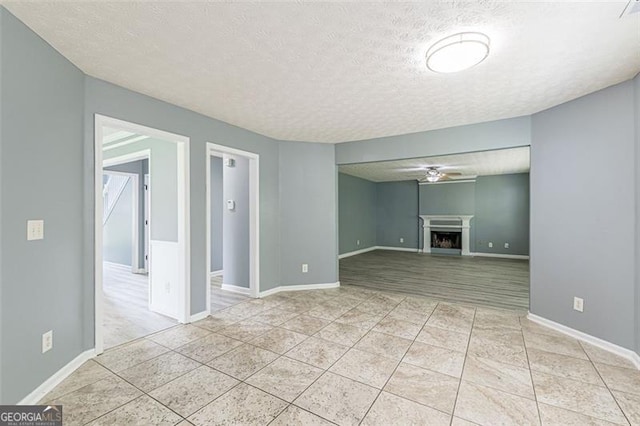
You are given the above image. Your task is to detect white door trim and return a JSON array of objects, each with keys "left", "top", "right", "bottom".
[
  {"left": 101, "top": 169, "right": 140, "bottom": 271},
  {"left": 94, "top": 114, "right": 190, "bottom": 355},
  {"left": 205, "top": 142, "right": 260, "bottom": 317}
]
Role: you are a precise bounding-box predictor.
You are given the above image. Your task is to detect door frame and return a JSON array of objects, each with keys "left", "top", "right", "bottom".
[
  {"left": 144, "top": 173, "right": 150, "bottom": 272},
  {"left": 101, "top": 169, "right": 142, "bottom": 272},
  {"left": 95, "top": 114, "right": 191, "bottom": 355},
  {"left": 205, "top": 142, "right": 260, "bottom": 312}
]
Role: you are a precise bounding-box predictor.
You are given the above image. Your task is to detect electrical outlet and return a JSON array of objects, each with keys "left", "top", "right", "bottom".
[
  {"left": 42, "top": 330, "right": 53, "bottom": 353},
  {"left": 400, "top": 237, "right": 404, "bottom": 243},
  {"left": 488, "top": 242, "right": 493, "bottom": 248},
  {"left": 573, "top": 297, "right": 584, "bottom": 312},
  {"left": 357, "top": 240, "right": 360, "bottom": 246},
  {"left": 27, "top": 220, "right": 44, "bottom": 241},
  {"left": 165, "top": 282, "right": 171, "bottom": 293},
  {"left": 504, "top": 242, "right": 510, "bottom": 249},
  {"left": 302, "top": 264, "right": 308, "bottom": 273}
]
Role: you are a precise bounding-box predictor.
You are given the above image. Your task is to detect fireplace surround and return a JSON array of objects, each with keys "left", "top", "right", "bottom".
[{"left": 419, "top": 215, "right": 473, "bottom": 256}]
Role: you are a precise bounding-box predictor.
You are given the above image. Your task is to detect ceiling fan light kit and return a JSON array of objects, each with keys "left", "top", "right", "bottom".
[
  {"left": 424, "top": 167, "right": 443, "bottom": 182},
  {"left": 426, "top": 32, "right": 490, "bottom": 73}
]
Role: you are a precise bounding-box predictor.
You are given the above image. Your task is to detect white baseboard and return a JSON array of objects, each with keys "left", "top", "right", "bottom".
[
  {"left": 527, "top": 313, "right": 640, "bottom": 370},
  {"left": 18, "top": 349, "right": 96, "bottom": 405},
  {"left": 103, "top": 260, "right": 132, "bottom": 268},
  {"left": 338, "top": 246, "right": 377, "bottom": 259},
  {"left": 210, "top": 270, "right": 223, "bottom": 277},
  {"left": 376, "top": 246, "right": 420, "bottom": 253},
  {"left": 221, "top": 283, "right": 251, "bottom": 295},
  {"left": 190, "top": 310, "right": 210, "bottom": 322},
  {"left": 259, "top": 281, "right": 341, "bottom": 298},
  {"left": 471, "top": 252, "right": 529, "bottom": 260}
]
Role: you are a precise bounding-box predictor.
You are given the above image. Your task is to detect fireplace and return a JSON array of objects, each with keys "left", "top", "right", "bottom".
[
  {"left": 419, "top": 215, "right": 473, "bottom": 255},
  {"left": 431, "top": 230, "right": 462, "bottom": 249}
]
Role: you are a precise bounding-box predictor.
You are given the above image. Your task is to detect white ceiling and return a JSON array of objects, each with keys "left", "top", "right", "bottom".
[
  {"left": 4, "top": 1, "right": 639, "bottom": 143},
  {"left": 339, "top": 147, "right": 530, "bottom": 182}
]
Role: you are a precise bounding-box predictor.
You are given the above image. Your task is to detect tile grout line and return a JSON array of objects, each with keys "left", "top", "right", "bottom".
[
  {"left": 59, "top": 284, "right": 537, "bottom": 425},
  {"left": 581, "top": 345, "right": 633, "bottom": 426},
  {"left": 520, "top": 315, "right": 543, "bottom": 426},
  {"left": 85, "top": 357, "right": 195, "bottom": 425},
  {"left": 285, "top": 293, "right": 386, "bottom": 420},
  {"left": 448, "top": 305, "right": 477, "bottom": 426},
  {"left": 260, "top": 291, "right": 383, "bottom": 425},
  {"left": 356, "top": 300, "right": 440, "bottom": 425}
]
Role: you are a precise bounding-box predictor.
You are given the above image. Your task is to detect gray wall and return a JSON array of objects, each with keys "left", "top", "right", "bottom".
[
  {"left": 419, "top": 182, "right": 476, "bottom": 252},
  {"left": 1, "top": 9, "right": 85, "bottom": 403},
  {"left": 338, "top": 173, "right": 377, "bottom": 254},
  {"left": 210, "top": 157, "right": 223, "bottom": 272},
  {"left": 104, "top": 159, "right": 148, "bottom": 267},
  {"left": 419, "top": 182, "right": 476, "bottom": 215},
  {"left": 222, "top": 155, "right": 250, "bottom": 288},
  {"left": 0, "top": 9, "right": 4, "bottom": 403},
  {"left": 531, "top": 80, "right": 636, "bottom": 350},
  {"left": 104, "top": 139, "right": 177, "bottom": 242},
  {"left": 474, "top": 174, "right": 530, "bottom": 256},
  {"left": 635, "top": 73, "right": 640, "bottom": 355},
  {"left": 336, "top": 116, "right": 531, "bottom": 165},
  {"left": 417, "top": 175, "right": 530, "bottom": 255},
  {"left": 102, "top": 178, "right": 134, "bottom": 265},
  {"left": 0, "top": 7, "right": 339, "bottom": 403},
  {"left": 83, "top": 77, "right": 283, "bottom": 328},
  {"left": 377, "top": 181, "right": 420, "bottom": 249},
  {"left": 279, "top": 141, "right": 338, "bottom": 285}
]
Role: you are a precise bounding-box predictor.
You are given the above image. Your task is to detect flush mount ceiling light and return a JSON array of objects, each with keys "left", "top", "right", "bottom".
[{"left": 426, "top": 32, "right": 490, "bottom": 73}]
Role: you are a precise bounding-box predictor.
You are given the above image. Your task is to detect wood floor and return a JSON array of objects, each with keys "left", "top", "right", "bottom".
[
  {"left": 210, "top": 275, "right": 249, "bottom": 313},
  {"left": 339, "top": 250, "right": 529, "bottom": 310},
  {"left": 103, "top": 262, "right": 177, "bottom": 349}
]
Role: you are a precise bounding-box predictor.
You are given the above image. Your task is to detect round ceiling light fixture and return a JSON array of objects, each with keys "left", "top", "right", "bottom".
[{"left": 426, "top": 32, "right": 490, "bottom": 73}]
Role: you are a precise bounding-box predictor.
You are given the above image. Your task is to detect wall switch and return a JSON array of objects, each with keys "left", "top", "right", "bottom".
[
  {"left": 27, "top": 220, "right": 44, "bottom": 241},
  {"left": 226, "top": 200, "right": 235, "bottom": 211},
  {"left": 488, "top": 242, "right": 493, "bottom": 248},
  {"left": 42, "top": 330, "right": 53, "bottom": 353},
  {"left": 504, "top": 242, "right": 510, "bottom": 249},
  {"left": 357, "top": 240, "right": 360, "bottom": 246},
  {"left": 302, "top": 264, "right": 308, "bottom": 273},
  {"left": 400, "top": 237, "right": 404, "bottom": 243},
  {"left": 573, "top": 297, "right": 584, "bottom": 312}
]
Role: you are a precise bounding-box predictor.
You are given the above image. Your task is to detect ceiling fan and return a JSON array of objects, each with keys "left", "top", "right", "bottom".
[{"left": 417, "top": 167, "right": 462, "bottom": 183}]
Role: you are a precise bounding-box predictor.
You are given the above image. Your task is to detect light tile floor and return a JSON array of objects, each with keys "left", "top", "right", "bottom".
[{"left": 41, "top": 285, "right": 640, "bottom": 425}]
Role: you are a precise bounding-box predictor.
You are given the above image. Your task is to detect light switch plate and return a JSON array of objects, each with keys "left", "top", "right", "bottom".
[
  {"left": 27, "top": 220, "right": 44, "bottom": 241},
  {"left": 573, "top": 297, "right": 584, "bottom": 312},
  {"left": 42, "top": 330, "right": 53, "bottom": 353}
]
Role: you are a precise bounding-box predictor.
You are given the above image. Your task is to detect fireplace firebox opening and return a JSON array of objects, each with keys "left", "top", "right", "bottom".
[{"left": 431, "top": 230, "right": 462, "bottom": 250}]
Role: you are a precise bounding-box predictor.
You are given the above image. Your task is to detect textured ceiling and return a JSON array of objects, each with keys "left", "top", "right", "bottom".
[
  {"left": 4, "top": 1, "right": 639, "bottom": 143},
  {"left": 339, "top": 147, "right": 530, "bottom": 182}
]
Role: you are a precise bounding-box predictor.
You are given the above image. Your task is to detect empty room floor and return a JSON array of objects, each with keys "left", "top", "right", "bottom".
[
  {"left": 340, "top": 250, "right": 530, "bottom": 310},
  {"left": 103, "top": 262, "right": 177, "bottom": 349},
  {"left": 40, "top": 285, "right": 638, "bottom": 425},
  {"left": 211, "top": 275, "right": 250, "bottom": 313}
]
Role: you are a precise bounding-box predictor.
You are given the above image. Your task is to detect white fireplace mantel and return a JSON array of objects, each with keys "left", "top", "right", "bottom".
[{"left": 419, "top": 215, "right": 474, "bottom": 256}]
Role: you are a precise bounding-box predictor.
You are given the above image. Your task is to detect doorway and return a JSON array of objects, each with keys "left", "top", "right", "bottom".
[
  {"left": 95, "top": 115, "right": 191, "bottom": 354},
  {"left": 205, "top": 143, "right": 260, "bottom": 314},
  {"left": 337, "top": 147, "right": 531, "bottom": 311}
]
